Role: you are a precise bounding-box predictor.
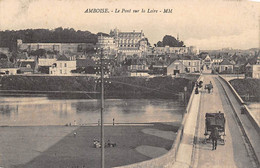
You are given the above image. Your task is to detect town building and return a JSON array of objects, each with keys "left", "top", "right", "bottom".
[
  {"left": 110, "top": 29, "right": 148, "bottom": 56},
  {"left": 245, "top": 62, "right": 253, "bottom": 78},
  {"left": 219, "top": 59, "right": 234, "bottom": 73},
  {"left": 252, "top": 65, "right": 260, "bottom": 78},
  {"left": 49, "top": 55, "right": 76, "bottom": 75},
  {"left": 18, "top": 60, "right": 36, "bottom": 74},
  {"left": 203, "top": 55, "right": 212, "bottom": 68},
  {"left": 76, "top": 58, "right": 96, "bottom": 74},
  {"left": 17, "top": 39, "right": 94, "bottom": 54},
  {"left": 0, "top": 60, "right": 19, "bottom": 75},
  {"left": 167, "top": 57, "right": 201, "bottom": 75},
  {"left": 150, "top": 64, "right": 168, "bottom": 76},
  {"left": 181, "top": 57, "right": 201, "bottom": 73},
  {"left": 252, "top": 54, "right": 260, "bottom": 78},
  {"left": 122, "top": 58, "right": 149, "bottom": 76},
  {"left": 38, "top": 58, "right": 57, "bottom": 74},
  {"left": 96, "top": 34, "right": 117, "bottom": 50},
  {"left": 167, "top": 60, "right": 186, "bottom": 75},
  {"left": 154, "top": 46, "right": 189, "bottom": 55}
]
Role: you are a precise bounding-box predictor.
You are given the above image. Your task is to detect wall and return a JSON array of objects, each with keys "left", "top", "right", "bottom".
[{"left": 219, "top": 75, "right": 259, "bottom": 133}]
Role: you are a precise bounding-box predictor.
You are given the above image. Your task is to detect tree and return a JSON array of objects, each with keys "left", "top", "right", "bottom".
[
  {"left": 162, "top": 35, "right": 184, "bottom": 47},
  {"left": 157, "top": 41, "right": 163, "bottom": 47},
  {"left": 30, "top": 49, "right": 46, "bottom": 57}
]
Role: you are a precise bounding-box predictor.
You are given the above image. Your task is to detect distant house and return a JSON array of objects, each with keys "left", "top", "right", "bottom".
[
  {"left": 252, "top": 54, "right": 260, "bottom": 78},
  {"left": 154, "top": 46, "right": 189, "bottom": 55},
  {"left": 219, "top": 60, "right": 233, "bottom": 74},
  {"left": 76, "top": 58, "right": 96, "bottom": 74},
  {"left": 245, "top": 62, "right": 253, "bottom": 78},
  {"left": 212, "top": 58, "right": 223, "bottom": 66},
  {"left": 49, "top": 55, "right": 76, "bottom": 75},
  {"left": 180, "top": 57, "right": 201, "bottom": 73},
  {"left": 203, "top": 55, "right": 212, "bottom": 68},
  {"left": 0, "top": 60, "right": 19, "bottom": 75},
  {"left": 167, "top": 60, "right": 186, "bottom": 75},
  {"left": 122, "top": 58, "right": 149, "bottom": 77},
  {"left": 167, "top": 57, "right": 201, "bottom": 75},
  {"left": 150, "top": 64, "right": 167, "bottom": 76},
  {"left": 38, "top": 58, "right": 57, "bottom": 74},
  {"left": 18, "top": 60, "right": 36, "bottom": 74},
  {"left": 252, "top": 65, "right": 260, "bottom": 78}
]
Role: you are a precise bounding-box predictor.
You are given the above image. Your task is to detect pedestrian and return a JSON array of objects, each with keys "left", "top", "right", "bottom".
[
  {"left": 211, "top": 126, "right": 219, "bottom": 150},
  {"left": 195, "top": 87, "right": 199, "bottom": 94},
  {"left": 113, "top": 118, "right": 115, "bottom": 126},
  {"left": 74, "top": 132, "right": 77, "bottom": 137}
]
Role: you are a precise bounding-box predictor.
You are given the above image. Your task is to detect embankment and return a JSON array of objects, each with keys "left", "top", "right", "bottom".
[
  {"left": 229, "top": 78, "right": 260, "bottom": 102},
  {"left": 0, "top": 75, "right": 198, "bottom": 99}
]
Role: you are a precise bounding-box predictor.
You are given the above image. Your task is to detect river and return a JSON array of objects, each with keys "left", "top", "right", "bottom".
[
  {"left": 0, "top": 97, "right": 185, "bottom": 126},
  {"left": 247, "top": 102, "right": 260, "bottom": 124}
]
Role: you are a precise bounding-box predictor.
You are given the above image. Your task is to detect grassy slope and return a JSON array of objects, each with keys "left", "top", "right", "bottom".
[
  {"left": 229, "top": 78, "right": 260, "bottom": 102},
  {"left": 0, "top": 76, "right": 198, "bottom": 99}
]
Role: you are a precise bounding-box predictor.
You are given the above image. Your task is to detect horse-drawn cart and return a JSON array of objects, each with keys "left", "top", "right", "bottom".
[{"left": 204, "top": 112, "right": 226, "bottom": 145}]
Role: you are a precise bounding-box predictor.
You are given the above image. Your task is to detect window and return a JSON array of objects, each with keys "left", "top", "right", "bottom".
[
  {"left": 60, "top": 63, "right": 62, "bottom": 67},
  {"left": 188, "top": 62, "right": 191, "bottom": 66},
  {"left": 60, "top": 70, "right": 62, "bottom": 74},
  {"left": 64, "top": 63, "right": 67, "bottom": 67},
  {"left": 176, "top": 65, "right": 179, "bottom": 70}
]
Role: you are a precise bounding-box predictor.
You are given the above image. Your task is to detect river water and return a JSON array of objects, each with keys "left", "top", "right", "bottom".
[
  {"left": 247, "top": 102, "right": 260, "bottom": 124},
  {"left": 0, "top": 97, "right": 185, "bottom": 126}
]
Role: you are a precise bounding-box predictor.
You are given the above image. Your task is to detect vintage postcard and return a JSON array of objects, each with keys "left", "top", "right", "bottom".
[{"left": 0, "top": 0, "right": 259, "bottom": 168}]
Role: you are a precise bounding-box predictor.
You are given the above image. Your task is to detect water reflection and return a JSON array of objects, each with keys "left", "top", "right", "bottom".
[{"left": 0, "top": 97, "right": 185, "bottom": 126}]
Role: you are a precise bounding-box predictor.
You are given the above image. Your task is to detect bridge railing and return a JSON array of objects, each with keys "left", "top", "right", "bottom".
[
  {"left": 219, "top": 75, "right": 259, "bottom": 133},
  {"left": 114, "top": 76, "right": 202, "bottom": 168}
]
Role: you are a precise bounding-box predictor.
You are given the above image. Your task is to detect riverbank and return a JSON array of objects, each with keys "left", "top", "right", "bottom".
[
  {"left": 0, "top": 123, "right": 179, "bottom": 168},
  {"left": 0, "top": 75, "right": 198, "bottom": 99},
  {"left": 229, "top": 78, "right": 260, "bottom": 102}
]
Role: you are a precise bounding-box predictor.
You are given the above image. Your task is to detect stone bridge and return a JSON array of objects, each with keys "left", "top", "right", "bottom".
[{"left": 115, "top": 74, "right": 260, "bottom": 168}]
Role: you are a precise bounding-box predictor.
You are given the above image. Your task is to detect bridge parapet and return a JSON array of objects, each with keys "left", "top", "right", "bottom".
[
  {"left": 219, "top": 75, "right": 259, "bottom": 132},
  {"left": 114, "top": 76, "right": 202, "bottom": 168},
  {"left": 218, "top": 75, "right": 260, "bottom": 167}
]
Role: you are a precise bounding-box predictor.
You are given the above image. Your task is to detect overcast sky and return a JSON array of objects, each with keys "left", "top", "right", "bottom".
[{"left": 0, "top": 0, "right": 259, "bottom": 50}]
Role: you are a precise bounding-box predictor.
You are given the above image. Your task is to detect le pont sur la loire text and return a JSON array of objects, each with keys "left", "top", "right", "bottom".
[{"left": 84, "top": 8, "right": 173, "bottom": 14}]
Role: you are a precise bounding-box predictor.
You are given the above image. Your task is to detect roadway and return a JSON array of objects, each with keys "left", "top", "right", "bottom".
[{"left": 192, "top": 75, "right": 258, "bottom": 168}]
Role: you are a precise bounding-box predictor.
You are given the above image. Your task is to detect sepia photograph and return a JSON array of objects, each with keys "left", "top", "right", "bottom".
[{"left": 0, "top": 0, "right": 259, "bottom": 167}]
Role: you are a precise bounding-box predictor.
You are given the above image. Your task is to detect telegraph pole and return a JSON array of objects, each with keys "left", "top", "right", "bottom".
[{"left": 100, "top": 48, "right": 105, "bottom": 168}]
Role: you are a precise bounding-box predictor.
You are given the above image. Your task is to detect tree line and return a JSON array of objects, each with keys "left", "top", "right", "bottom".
[
  {"left": 0, "top": 27, "right": 98, "bottom": 51},
  {"left": 0, "top": 27, "right": 184, "bottom": 51}
]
